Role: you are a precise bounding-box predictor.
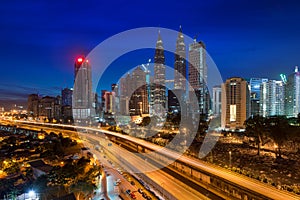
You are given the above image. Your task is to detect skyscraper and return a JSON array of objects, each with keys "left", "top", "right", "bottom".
[
  {"left": 285, "top": 66, "right": 300, "bottom": 117},
  {"left": 101, "top": 90, "right": 115, "bottom": 114},
  {"left": 120, "top": 74, "right": 131, "bottom": 115},
  {"left": 27, "top": 94, "right": 40, "bottom": 118},
  {"left": 212, "top": 85, "right": 222, "bottom": 116},
  {"left": 61, "top": 88, "right": 73, "bottom": 106},
  {"left": 153, "top": 31, "right": 166, "bottom": 115},
  {"left": 260, "top": 80, "right": 285, "bottom": 117},
  {"left": 221, "top": 77, "right": 250, "bottom": 130},
  {"left": 129, "top": 66, "right": 149, "bottom": 116},
  {"left": 174, "top": 26, "right": 186, "bottom": 91},
  {"left": 188, "top": 40, "right": 209, "bottom": 114},
  {"left": 73, "top": 56, "right": 93, "bottom": 120},
  {"left": 119, "top": 67, "right": 149, "bottom": 116},
  {"left": 249, "top": 78, "right": 268, "bottom": 116}
]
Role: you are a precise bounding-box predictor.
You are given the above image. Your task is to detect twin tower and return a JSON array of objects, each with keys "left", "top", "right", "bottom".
[{"left": 120, "top": 27, "right": 209, "bottom": 117}]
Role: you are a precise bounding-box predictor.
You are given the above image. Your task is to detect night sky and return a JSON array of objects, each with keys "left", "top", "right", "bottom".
[{"left": 1, "top": 0, "right": 300, "bottom": 109}]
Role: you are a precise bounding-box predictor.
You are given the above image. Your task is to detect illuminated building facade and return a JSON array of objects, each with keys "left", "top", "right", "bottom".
[
  {"left": 221, "top": 77, "right": 250, "bottom": 130},
  {"left": 170, "top": 26, "right": 187, "bottom": 114},
  {"left": 188, "top": 40, "right": 209, "bottom": 114},
  {"left": 285, "top": 66, "right": 300, "bottom": 117},
  {"left": 249, "top": 78, "right": 268, "bottom": 116},
  {"left": 260, "top": 80, "right": 284, "bottom": 117},
  {"left": 153, "top": 31, "right": 166, "bottom": 115},
  {"left": 73, "top": 56, "right": 93, "bottom": 120},
  {"left": 119, "top": 67, "right": 149, "bottom": 116},
  {"left": 174, "top": 26, "right": 186, "bottom": 91},
  {"left": 212, "top": 85, "right": 222, "bottom": 116}
]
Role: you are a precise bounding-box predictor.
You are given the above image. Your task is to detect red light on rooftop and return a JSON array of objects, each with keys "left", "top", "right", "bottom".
[{"left": 77, "top": 58, "right": 83, "bottom": 62}]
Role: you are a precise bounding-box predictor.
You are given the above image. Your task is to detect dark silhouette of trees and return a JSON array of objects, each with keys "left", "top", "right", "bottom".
[
  {"left": 140, "top": 116, "right": 151, "bottom": 126},
  {"left": 244, "top": 115, "right": 268, "bottom": 156},
  {"left": 267, "top": 116, "right": 289, "bottom": 158}
]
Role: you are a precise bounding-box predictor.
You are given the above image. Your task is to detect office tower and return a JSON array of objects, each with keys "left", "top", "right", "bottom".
[
  {"left": 27, "top": 94, "right": 40, "bottom": 118},
  {"left": 249, "top": 78, "right": 268, "bottom": 116},
  {"left": 39, "top": 96, "right": 60, "bottom": 120},
  {"left": 260, "top": 80, "right": 284, "bottom": 117},
  {"left": 119, "top": 67, "right": 149, "bottom": 116},
  {"left": 221, "top": 77, "right": 250, "bottom": 130},
  {"left": 212, "top": 85, "right": 222, "bottom": 116},
  {"left": 111, "top": 84, "right": 118, "bottom": 95},
  {"left": 188, "top": 40, "right": 209, "bottom": 114},
  {"left": 129, "top": 66, "right": 148, "bottom": 116},
  {"left": 73, "top": 56, "right": 93, "bottom": 120},
  {"left": 169, "top": 26, "right": 187, "bottom": 115},
  {"left": 61, "top": 88, "right": 73, "bottom": 106},
  {"left": 153, "top": 31, "right": 166, "bottom": 115},
  {"left": 101, "top": 90, "right": 115, "bottom": 114},
  {"left": 168, "top": 89, "right": 180, "bottom": 113},
  {"left": 174, "top": 26, "right": 186, "bottom": 91},
  {"left": 120, "top": 74, "right": 131, "bottom": 115},
  {"left": 111, "top": 83, "right": 119, "bottom": 114},
  {"left": 285, "top": 66, "right": 300, "bottom": 117}
]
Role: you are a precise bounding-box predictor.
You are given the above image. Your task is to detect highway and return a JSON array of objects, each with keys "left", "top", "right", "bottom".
[
  {"left": 4, "top": 120, "right": 300, "bottom": 200},
  {"left": 84, "top": 133, "right": 211, "bottom": 200},
  {"left": 5, "top": 120, "right": 212, "bottom": 199}
]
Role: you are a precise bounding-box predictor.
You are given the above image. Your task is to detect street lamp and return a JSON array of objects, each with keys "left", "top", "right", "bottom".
[
  {"left": 229, "top": 151, "right": 232, "bottom": 167},
  {"left": 274, "top": 144, "right": 278, "bottom": 157},
  {"left": 26, "top": 190, "right": 38, "bottom": 200}
]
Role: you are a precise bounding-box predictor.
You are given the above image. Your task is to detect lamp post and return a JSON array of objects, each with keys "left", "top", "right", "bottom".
[
  {"left": 274, "top": 144, "right": 278, "bottom": 157},
  {"left": 229, "top": 151, "right": 232, "bottom": 167}
]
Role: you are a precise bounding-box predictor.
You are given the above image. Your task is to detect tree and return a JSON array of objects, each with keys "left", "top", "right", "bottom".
[
  {"left": 140, "top": 116, "right": 151, "bottom": 126},
  {"left": 267, "top": 116, "right": 289, "bottom": 158},
  {"left": 70, "top": 181, "right": 95, "bottom": 200},
  {"left": 298, "top": 113, "right": 300, "bottom": 125},
  {"left": 244, "top": 115, "right": 268, "bottom": 156},
  {"left": 30, "top": 174, "right": 48, "bottom": 191}
]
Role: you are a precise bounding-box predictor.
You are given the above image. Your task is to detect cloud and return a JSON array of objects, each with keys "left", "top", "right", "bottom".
[{"left": 0, "top": 84, "right": 61, "bottom": 101}]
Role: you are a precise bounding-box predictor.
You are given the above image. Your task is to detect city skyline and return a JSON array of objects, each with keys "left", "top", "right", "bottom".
[
  {"left": 1, "top": 0, "right": 300, "bottom": 109},
  {"left": 1, "top": 1, "right": 300, "bottom": 199}
]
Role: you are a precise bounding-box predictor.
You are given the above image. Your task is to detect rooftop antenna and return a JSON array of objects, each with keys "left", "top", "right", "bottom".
[{"left": 193, "top": 34, "right": 199, "bottom": 42}]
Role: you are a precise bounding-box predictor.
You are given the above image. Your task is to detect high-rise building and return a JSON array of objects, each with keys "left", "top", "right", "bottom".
[
  {"left": 27, "top": 94, "right": 40, "bottom": 118},
  {"left": 101, "top": 90, "right": 115, "bottom": 114},
  {"left": 119, "top": 67, "right": 149, "bottom": 116},
  {"left": 120, "top": 74, "right": 131, "bottom": 115},
  {"left": 153, "top": 31, "right": 166, "bottom": 115},
  {"left": 129, "top": 67, "right": 148, "bottom": 116},
  {"left": 73, "top": 56, "right": 93, "bottom": 120},
  {"left": 221, "top": 77, "right": 250, "bottom": 130},
  {"left": 167, "top": 89, "right": 180, "bottom": 113},
  {"left": 212, "top": 85, "right": 222, "bottom": 116},
  {"left": 169, "top": 26, "right": 187, "bottom": 115},
  {"left": 285, "top": 66, "right": 300, "bottom": 117},
  {"left": 39, "top": 96, "right": 61, "bottom": 120},
  {"left": 188, "top": 40, "right": 209, "bottom": 114},
  {"left": 61, "top": 88, "right": 73, "bottom": 106},
  {"left": 174, "top": 26, "right": 186, "bottom": 91},
  {"left": 260, "top": 80, "right": 284, "bottom": 117},
  {"left": 249, "top": 78, "right": 268, "bottom": 116}
]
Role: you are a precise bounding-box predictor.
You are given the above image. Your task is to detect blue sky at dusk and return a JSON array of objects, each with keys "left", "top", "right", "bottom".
[{"left": 1, "top": 0, "right": 300, "bottom": 108}]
